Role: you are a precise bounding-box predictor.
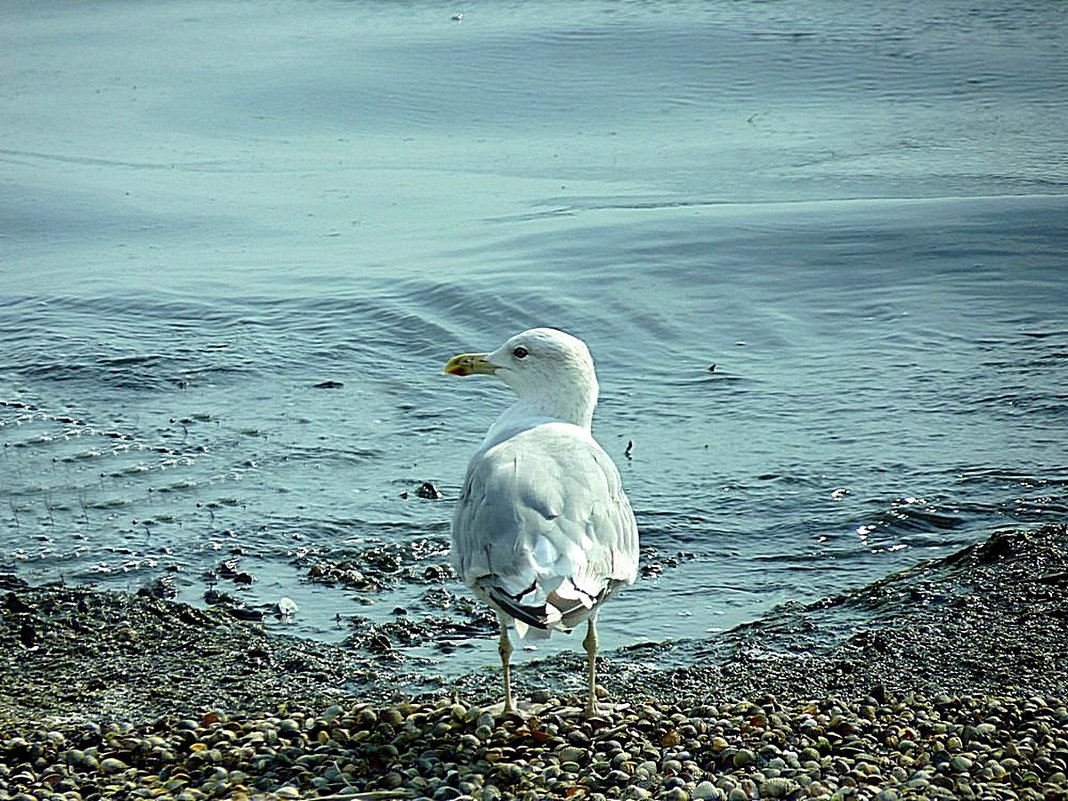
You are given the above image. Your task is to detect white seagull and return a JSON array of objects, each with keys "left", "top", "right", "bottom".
[{"left": 443, "top": 327, "right": 639, "bottom": 715}]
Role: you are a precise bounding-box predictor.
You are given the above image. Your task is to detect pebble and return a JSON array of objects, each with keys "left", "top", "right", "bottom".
[
  {"left": 732, "top": 748, "right": 756, "bottom": 767},
  {"left": 693, "top": 780, "right": 722, "bottom": 800},
  {"left": 0, "top": 692, "right": 1064, "bottom": 800},
  {"left": 760, "top": 776, "right": 800, "bottom": 797},
  {"left": 99, "top": 757, "right": 128, "bottom": 774},
  {"left": 950, "top": 755, "right": 974, "bottom": 773}
]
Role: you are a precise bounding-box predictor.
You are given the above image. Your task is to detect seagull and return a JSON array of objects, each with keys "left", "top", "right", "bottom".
[{"left": 443, "top": 327, "right": 639, "bottom": 716}]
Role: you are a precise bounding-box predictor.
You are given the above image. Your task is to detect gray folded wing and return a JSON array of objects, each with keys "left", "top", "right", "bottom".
[{"left": 451, "top": 421, "right": 639, "bottom": 631}]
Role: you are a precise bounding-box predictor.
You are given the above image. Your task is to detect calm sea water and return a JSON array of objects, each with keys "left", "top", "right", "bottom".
[{"left": 2, "top": 0, "right": 1066, "bottom": 675}]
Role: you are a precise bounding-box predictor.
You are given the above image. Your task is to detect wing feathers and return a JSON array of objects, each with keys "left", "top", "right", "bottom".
[{"left": 452, "top": 421, "right": 639, "bottom": 637}]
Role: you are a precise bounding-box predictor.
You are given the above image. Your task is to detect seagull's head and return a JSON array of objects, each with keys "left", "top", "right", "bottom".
[{"left": 444, "top": 327, "right": 599, "bottom": 428}]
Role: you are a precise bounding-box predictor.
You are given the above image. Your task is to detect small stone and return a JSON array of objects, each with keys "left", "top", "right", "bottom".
[
  {"left": 65, "top": 749, "right": 99, "bottom": 772},
  {"left": 99, "top": 757, "right": 128, "bottom": 775},
  {"left": 277, "top": 719, "right": 301, "bottom": 738},
  {"left": 568, "top": 730, "right": 591, "bottom": 747},
  {"left": 496, "top": 763, "right": 524, "bottom": 781},
  {"left": 322, "top": 704, "right": 342, "bottom": 722},
  {"left": 906, "top": 771, "right": 932, "bottom": 789},
  {"left": 557, "top": 746, "right": 585, "bottom": 763},
  {"left": 760, "top": 777, "right": 800, "bottom": 798},
  {"left": 733, "top": 749, "right": 756, "bottom": 768},
  {"left": 950, "top": 755, "right": 973, "bottom": 773}
]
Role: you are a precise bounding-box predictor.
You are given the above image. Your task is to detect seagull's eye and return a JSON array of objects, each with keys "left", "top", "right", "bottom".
[{"left": 512, "top": 346, "right": 530, "bottom": 360}]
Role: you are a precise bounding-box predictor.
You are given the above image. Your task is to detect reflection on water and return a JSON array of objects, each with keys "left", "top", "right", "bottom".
[{"left": 1, "top": 0, "right": 1066, "bottom": 674}]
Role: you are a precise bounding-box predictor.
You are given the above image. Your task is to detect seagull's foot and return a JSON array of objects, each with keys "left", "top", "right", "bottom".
[
  {"left": 479, "top": 699, "right": 560, "bottom": 720},
  {"left": 549, "top": 699, "right": 628, "bottom": 721},
  {"left": 487, "top": 700, "right": 517, "bottom": 716}
]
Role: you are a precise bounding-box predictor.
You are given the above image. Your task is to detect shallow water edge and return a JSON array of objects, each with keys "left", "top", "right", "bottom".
[{"left": 1, "top": 521, "right": 1065, "bottom": 729}]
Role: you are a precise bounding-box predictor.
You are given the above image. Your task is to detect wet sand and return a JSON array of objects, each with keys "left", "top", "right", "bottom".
[{"left": 1, "top": 524, "right": 1065, "bottom": 798}]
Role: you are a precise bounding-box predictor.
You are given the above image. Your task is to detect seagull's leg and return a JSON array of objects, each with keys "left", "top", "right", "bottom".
[
  {"left": 583, "top": 616, "right": 599, "bottom": 717},
  {"left": 498, "top": 617, "right": 515, "bottom": 713}
]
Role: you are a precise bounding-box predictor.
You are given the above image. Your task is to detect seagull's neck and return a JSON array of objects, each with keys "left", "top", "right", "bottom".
[{"left": 485, "top": 390, "right": 596, "bottom": 446}]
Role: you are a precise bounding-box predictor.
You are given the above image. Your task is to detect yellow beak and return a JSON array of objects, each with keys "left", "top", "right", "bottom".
[{"left": 443, "top": 352, "right": 498, "bottom": 377}]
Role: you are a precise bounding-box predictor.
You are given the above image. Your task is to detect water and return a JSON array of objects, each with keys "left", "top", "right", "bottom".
[{"left": 2, "top": 0, "right": 1066, "bottom": 676}]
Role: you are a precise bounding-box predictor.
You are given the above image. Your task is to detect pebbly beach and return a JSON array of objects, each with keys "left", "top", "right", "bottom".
[
  {"left": 4, "top": 2, "right": 1067, "bottom": 798},
  {"left": 1, "top": 523, "right": 1066, "bottom": 800}
]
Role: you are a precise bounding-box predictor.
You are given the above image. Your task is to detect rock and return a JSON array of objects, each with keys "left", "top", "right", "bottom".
[
  {"left": 692, "top": 780, "right": 723, "bottom": 800},
  {"left": 99, "top": 757, "right": 128, "bottom": 774},
  {"left": 732, "top": 748, "right": 756, "bottom": 768},
  {"left": 949, "top": 755, "right": 973, "bottom": 773},
  {"left": 760, "top": 777, "right": 800, "bottom": 798},
  {"left": 417, "top": 481, "right": 443, "bottom": 500},
  {"left": 64, "top": 750, "right": 99, "bottom": 772}
]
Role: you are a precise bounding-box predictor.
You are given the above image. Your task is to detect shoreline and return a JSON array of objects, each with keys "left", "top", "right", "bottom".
[{"left": 1, "top": 523, "right": 1066, "bottom": 799}]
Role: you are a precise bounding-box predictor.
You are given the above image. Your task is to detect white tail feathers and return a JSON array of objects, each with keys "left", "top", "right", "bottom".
[{"left": 513, "top": 619, "right": 552, "bottom": 640}]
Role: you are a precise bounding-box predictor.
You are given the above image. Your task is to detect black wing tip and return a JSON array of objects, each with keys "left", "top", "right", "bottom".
[{"left": 488, "top": 588, "right": 552, "bottom": 630}]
